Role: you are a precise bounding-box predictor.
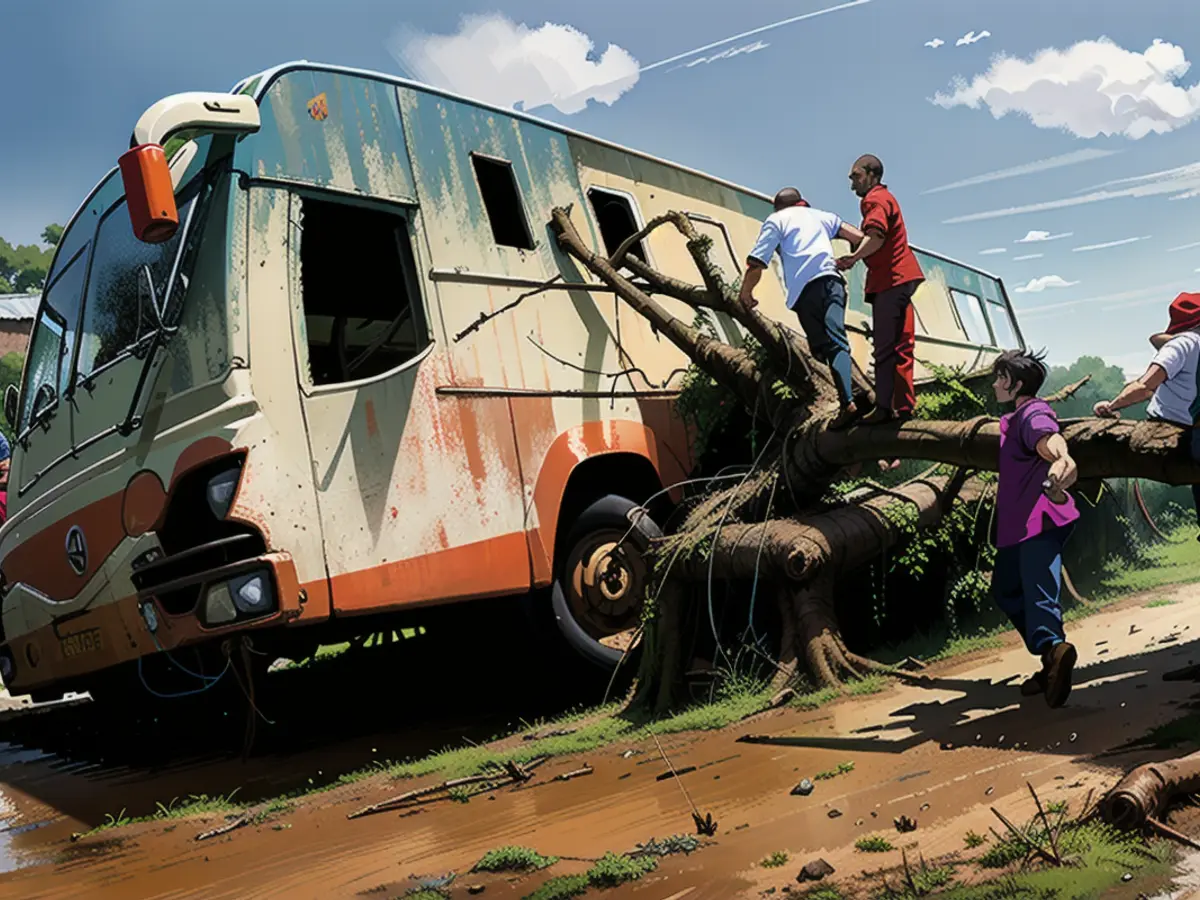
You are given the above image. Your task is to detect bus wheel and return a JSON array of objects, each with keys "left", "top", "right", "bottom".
[{"left": 550, "top": 495, "right": 662, "bottom": 671}]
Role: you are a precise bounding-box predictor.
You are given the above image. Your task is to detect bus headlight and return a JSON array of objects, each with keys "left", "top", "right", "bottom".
[
  {"left": 230, "top": 572, "right": 274, "bottom": 616},
  {"left": 205, "top": 469, "right": 241, "bottom": 519}
]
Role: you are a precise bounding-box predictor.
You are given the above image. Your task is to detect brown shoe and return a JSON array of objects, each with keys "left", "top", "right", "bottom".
[
  {"left": 860, "top": 407, "right": 894, "bottom": 426},
  {"left": 1043, "top": 642, "right": 1078, "bottom": 709},
  {"left": 828, "top": 403, "right": 860, "bottom": 431}
]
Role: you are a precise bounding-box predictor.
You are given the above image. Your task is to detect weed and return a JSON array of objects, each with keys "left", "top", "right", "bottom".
[
  {"left": 1147, "top": 598, "right": 1179, "bottom": 608},
  {"left": 805, "top": 889, "right": 844, "bottom": 900},
  {"left": 586, "top": 851, "right": 658, "bottom": 888},
  {"left": 815, "top": 761, "right": 855, "bottom": 781},
  {"left": 634, "top": 834, "right": 701, "bottom": 857},
  {"left": 473, "top": 846, "right": 558, "bottom": 873},
  {"left": 403, "top": 891, "right": 449, "bottom": 900},
  {"left": 876, "top": 861, "right": 955, "bottom": 899},
  {"left": 446, "top": 786, "right": 473, "bottom": 803},
  {"left": 523, "top": 874, "right": 590, "bottom": 900},
  {"left": 963, "top": 831, "right": 987, "bottom": 849},
  {"left": 762, "top": 850, "right": 790, "bottom": 868},
  {"left": 856, "top": 835, "right": 895, "bottom": 853}
]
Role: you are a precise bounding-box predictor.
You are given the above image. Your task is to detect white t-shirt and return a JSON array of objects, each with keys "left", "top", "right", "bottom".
[
  {"left": 1146, "top": 331, "right": 1200, "bottom": 425},
  {"left": 748, "top": 205, "right": 844, "bottom": 309}
]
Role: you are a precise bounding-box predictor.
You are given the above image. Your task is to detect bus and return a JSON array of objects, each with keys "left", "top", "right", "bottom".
[{"left": 0, "top": 61, "right": 1025, "bottom": 703}]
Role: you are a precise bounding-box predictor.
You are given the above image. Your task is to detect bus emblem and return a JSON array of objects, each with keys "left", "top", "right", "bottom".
[
  {"left": 307, "top": 93, "right": 329, "bottom": 122},
  {"left": 65, "top": 526, "right": 88, "bottom": 576}
]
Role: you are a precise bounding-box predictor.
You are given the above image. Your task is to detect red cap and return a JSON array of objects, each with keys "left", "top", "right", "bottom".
[{"left": 1166, "top": 292, "right": 1200, "bottom": 334}]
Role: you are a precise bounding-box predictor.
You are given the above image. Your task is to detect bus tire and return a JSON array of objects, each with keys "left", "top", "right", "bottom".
[{"left": 547, "top": 494, "right": 661, "bottom": 672}]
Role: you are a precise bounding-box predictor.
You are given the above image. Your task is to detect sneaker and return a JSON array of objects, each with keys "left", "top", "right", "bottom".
[
  {"left": 1043, "top": 641, "right": 1078, "bottom": 709},
  {"left": 1020, "top": 670, "right": 1047, "bottom": 697}
]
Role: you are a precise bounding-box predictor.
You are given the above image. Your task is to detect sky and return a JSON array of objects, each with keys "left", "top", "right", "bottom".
[{"left": 1, "top": 0, "right": 1198, "bottom": 377}]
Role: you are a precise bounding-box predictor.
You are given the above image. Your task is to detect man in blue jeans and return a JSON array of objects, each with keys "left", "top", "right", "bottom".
[
  {"left": 1094, "top": 291, "right": 1200, "bottom": 539},
  {"left": 739, "top": 187, "right": 866, "bottom": 430},
  {"left": 992, "top": 349, "right": 1081, "bottom": 709}
]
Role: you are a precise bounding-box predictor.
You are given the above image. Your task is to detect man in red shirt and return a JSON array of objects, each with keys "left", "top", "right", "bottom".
[{"left": 836, "top": 154, "right": 925, "bottom": 425}]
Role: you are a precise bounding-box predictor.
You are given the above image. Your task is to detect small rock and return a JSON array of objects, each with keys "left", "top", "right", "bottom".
[
  {"left": 792, "top": 779, "right": 814, "bottom": 797},
  {"left": 828, "top": 809, "right": 843, "bottom": 819},
  {"left": 764, "top": 889, "right": 776, "bottom": 896},
  {"left": 622, "top": 750, "right": 635, "bottom": 759},
  {"left": 1121, "top": 702, "right": 1127, "bottom": 708},
  {"left": 894, "top": 815, "right": 917, "bottom": 833},
  {"left": 1069, "top": 732, "right": 1078, "bottom": 743},
  {"left": 976, "top": 734, "right": 982, "bottom": 741},
  {"left": 939, "top": 741, "right": 954, "bottom": 751},
  {"left": 468, "top": 886, "right": 486, "bottom": 896},
  {"left": 856, "top": 819, "right": 864, "bottom": 826},
  {"left": 985, "top": 786, "right": 995, "bottom": 796},
  {"left": 871, "top": 811, "right": 878, "bottom": 818},
  {"left": 1130, "top": 625, "right": 1141, "bottom": 635},
  {"left": 798, "top": 859, "right": 836, "bottom": 882},
  {"left": 920, "top": 803, "right": 931, "bottom": 812},
  {"left": 998, "top": 734, "right": 1005, "bottom": 743},
  {"left": 1122, "top": 873, "right": 1134, "bottom": 883},
  {"left": 1099, "top": 649, "right": 1109, "bottom": 656}
]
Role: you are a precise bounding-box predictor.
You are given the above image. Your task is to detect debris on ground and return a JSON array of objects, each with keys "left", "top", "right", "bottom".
[
  {"left": 791, "top": 779, "right": 814, "bottom": 797},
  {"left": 828, "top": 809, "right": 843, "bottom": 819},
  {"left": 347, "top": 758, "right": 548, "bottom": 819},
  {"left": 797, "top": 859, "right": 835, "bottom": 882},
  {"left": 894, "top": 815, "right": 917, "bottom": 833}
]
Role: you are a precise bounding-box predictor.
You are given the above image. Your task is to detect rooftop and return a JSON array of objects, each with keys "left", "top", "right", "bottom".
[{"left": 0, "top": 295, "right": 38, "bottom": 321}]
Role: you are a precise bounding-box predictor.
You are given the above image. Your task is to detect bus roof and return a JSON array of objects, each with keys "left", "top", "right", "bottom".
[{"left": 232, "top": 60, "right": 1002, "bottom": 285}]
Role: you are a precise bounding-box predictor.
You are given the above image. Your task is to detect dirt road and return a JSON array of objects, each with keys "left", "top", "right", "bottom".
[{"left": 4, "top": 583, "right": 1200, "bottom": 900}]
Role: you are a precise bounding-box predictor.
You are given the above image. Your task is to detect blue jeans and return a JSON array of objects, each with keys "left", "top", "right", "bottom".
[
  {"left": 993, "top": 523, "right": 1075, "bottom": 657},
  {"left": 794, "top": 276, "right": 854, "bottom": 406},
  {"left": 1149, "top": 418, "right": 1200, "bottom": 525}
]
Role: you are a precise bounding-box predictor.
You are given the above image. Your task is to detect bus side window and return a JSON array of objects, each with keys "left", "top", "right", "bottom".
[
  {"left": 586, "top": 188, "right": 649, "bottom": 271},
  {"left": 470, "top": 154, "right": 536, "bottom": 251},
  {"left": 949, "top": 288, "right": 994, "bottom": 346},
  {"left": 298, "top": 196, "right": 431, "bottom": 387}
]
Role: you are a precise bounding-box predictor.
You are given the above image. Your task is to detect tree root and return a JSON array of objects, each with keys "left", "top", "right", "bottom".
[{"left": 1101, "top": 749, "right": 1200, "bottom": 830}]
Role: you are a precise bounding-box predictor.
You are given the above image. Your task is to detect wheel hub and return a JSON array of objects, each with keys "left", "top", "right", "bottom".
[{"left": 566, "top": 530, "right": 646, "bottom": 643}]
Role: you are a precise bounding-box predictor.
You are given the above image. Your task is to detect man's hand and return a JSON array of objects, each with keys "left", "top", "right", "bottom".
[
  {"left": 739, "top": 290, "right": 758, "bottom": 310},
  {"left": 835, "top": 255, "right": 857, "bottom": 271},
  {"left": 1093, "top": 400, "right": 1120, "bottom": 419}
]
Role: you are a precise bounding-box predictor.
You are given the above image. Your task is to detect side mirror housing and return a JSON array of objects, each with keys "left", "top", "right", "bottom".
[
  {"left": 3, "top": 384, "right": 17, "bottom": 430},
  {"left": 119, "top": 92, "right": 260, "bottom": 245}
]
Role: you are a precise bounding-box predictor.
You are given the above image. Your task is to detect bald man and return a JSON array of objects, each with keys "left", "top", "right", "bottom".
[
  {"left": 836, "top": 155, "right": 925, "bottom": 425},
  {"left": 740, "top": 187, "right": 866, "bottom": 429}
]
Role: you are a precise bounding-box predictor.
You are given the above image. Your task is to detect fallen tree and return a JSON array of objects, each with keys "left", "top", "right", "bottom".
[{"left": 536, "top": 204, "right": 1200, "bottom": 708}]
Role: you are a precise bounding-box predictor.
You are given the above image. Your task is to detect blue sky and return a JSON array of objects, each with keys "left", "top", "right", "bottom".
[{"left": 2, "top": 0, "right": 1197, "bottom": 376}]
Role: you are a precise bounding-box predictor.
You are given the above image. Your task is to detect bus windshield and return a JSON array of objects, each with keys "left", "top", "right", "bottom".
[{"left": 19, "top": 139, "right": 219, "bottom": 436}]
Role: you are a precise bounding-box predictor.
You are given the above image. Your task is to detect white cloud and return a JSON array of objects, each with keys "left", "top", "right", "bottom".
[
  {"left": 1168, "top": 241, "right": 1200, "bottom": 252},
  {"left": 1072, "top": 235, "right": 1152, "bottom": 252},
  {"left": 640, "top": 0, "right": 872, "bottom": 72},
  {"left": 1014, "top": 275, "right": 1080, "bottom": 293},
  {"left": 387, "top": 14, "right": 640, "bottom": 115},
  {"left": 979, "top": 247, "right": 1006, "bottom": 255},
  {"left": 956, "top": 30, "right": 991, "bottom": 47},
  {"left": 680, "top": 40, "right": 769, "bottom": 69},
  {"left": 1016, "top": 230, "right": 1072, "bottom": 243},
  {"left": 1016, "top": 278, "right": 1195, "bottom": 318},
  {"left": 944, "top": 161, "right": 1200, "bottom": 222},
  {"left": 931, "top": 37, "right": 1200, "bottom": 140},
  {"left": 926, "top": 38, "right": 945, "bottom": 49},
  {"left": 1013, "top": 253, "right": 1044, "bottom": 260},
  {"left": 921, "top": 149, "right": 1118, "bottom": 194}
]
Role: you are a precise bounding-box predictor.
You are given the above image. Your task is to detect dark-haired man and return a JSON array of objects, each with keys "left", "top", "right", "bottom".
[
  {"left": 836, "top": 155, "right": 924, "bottom": 425},
  {"left": 991, "top": 348, "right": 1080, "bottom": 708},
  {"left": 741, "top": 187, "right": 867, "bottom": 429}
]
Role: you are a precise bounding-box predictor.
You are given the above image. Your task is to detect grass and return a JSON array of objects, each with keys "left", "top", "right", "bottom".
[
  {"left": 804, "top": 889, "right": 844, "bottom": 900},
  {"left": 815, "top": 761, "right": 856, "bottom": 781},
  {"left": 404, "top": 891, "right": 449, "bottom": 900},
  {"left": 1126, "top": 711, "right": 1200, "bottom": 750},
  {"left": 74, "top": 791, "right": 247, "bottom": 839},
  {"left": 856, "top": 835, "right": 895, "bottom": 853},
  {"left": 963, "top": 831, "right": 987, "bottom": 849},
  {"left": 473, "top": 846, "right": 558, "bottom": 873},
  {"left": 1095, "top": 524, "right": 1200, "bottom": 597},
  {"left": 523, "top": 875, "right": 589, "bottom": 900},
  {"left": 1147, "top": 597, "right": 1180, "bottom": 608},
  {"left": 761, "top": 850, "right": 789, "bottom": 868}
]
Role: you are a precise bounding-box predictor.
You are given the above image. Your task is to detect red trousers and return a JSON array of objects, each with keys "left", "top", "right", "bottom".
[{"left": 868, "top": 281, "right": 919, "bottom": 415}]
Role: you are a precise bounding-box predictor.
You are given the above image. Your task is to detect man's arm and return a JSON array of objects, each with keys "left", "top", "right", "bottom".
[
  {"left": 1093, "top": 363, "right": 1168, "bottom": 417},
  {"left": 739, "top": 259, "right": 767, "bottom": 308},
  {"left": 836, "top": 222, "right": 865, "bottom": 249},
  {"left": 836, "top": 200, "right": 887, "bottom": 270},
  {"left": 1036, "top": 432, "right": 1078, "bottom": 495}
]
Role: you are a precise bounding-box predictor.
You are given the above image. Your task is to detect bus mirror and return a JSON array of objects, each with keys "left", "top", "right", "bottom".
[
  {"left": 3, "top": 385, "right": 16, "bottom": 429},
  {"left": 118, "top": 144, "right": 179, "bottom": 244}
]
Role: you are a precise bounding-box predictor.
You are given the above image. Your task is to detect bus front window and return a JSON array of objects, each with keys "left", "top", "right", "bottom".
[{"left": 20, "top": 247, "right": 89, "bottom": 432}]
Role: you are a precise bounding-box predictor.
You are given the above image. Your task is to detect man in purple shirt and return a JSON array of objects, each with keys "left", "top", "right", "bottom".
[{"left": 991, "top": 349, "right": 1081, "bottom": 708}]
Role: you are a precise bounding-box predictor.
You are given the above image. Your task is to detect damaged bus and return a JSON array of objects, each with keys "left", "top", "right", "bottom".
[{"left": 0, "top": 61, "right": 1025, "bottom": 704}]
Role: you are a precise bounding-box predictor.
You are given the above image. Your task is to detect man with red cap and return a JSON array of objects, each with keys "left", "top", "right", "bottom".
[{"left": 1094, "top": 292, "right": 1200, "bottom": 536}]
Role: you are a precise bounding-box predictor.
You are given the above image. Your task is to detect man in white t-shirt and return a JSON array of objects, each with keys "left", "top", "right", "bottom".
[
  {"left": 739, "top": 187, "right": 867, "bottom": 430},
  {"left": 1094, "top": 292, "right": 1200, "bottom": 535}
]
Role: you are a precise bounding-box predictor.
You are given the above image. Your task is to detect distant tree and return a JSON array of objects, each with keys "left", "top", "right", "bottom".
[
  {"left": 0, "top": 352, "right": 24, "bottom": 446},
  {"left": 0, "top": 224, "right": 62, "bottom": 294},
  {"left": 1043, "top": 354, "right": 1143, "bottom": 420}
]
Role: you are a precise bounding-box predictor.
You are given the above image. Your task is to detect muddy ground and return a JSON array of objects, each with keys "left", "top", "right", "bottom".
[{"left": 3, "top": 584, "right": 1200, "bottom": 899}]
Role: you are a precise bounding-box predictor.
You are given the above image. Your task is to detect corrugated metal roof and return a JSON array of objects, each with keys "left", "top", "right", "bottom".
[{"left": 0, "top": 295, "right": 38, "bottom": 321}]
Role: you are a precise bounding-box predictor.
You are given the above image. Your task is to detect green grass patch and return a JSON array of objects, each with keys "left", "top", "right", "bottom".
[
  {"left": 876, "top": 862, "right": 955, "bottom": 899},
  {"left": 1147, "top": 597, "right": 1180, "bottom": 608},
  {"left": 404, "top": 891, "right": 449, "bottom": 900},
  {"left": 963, "top": 831, "right": 986, "bottom": 849},
  {"left": 761, "top": 850, "right": 789, "bottom": 868},
  {"left": 1128, "top": 711, "right": 1200, "bottom": 750},
  {"left": 804, "top": 889, "right": 844, "bottom": 900},
  {"left": 1095, "top": 524, "right": 1200, "bottom": 597},
  {"left": 586, "top": 852, "right": 657, "bottom": 888},
  {"left": 856, "top": 835, "right": 894, "bottom": 853},
  {"left": 946, "top": 822, "right": 1174, "bottom": 900},
  {"left": 793, "top": 674, "right": 888, "bottom": 710},
  {"left": 815, "top": 761, "right": 856, "bottom": 781},
  {"left": 74, "top": 791, "right": 246, "bottom": 838},
  {"left": 473, "top": 846, "right": 559, "bottom": 873},
  {"left": 523, "top": 875, "right": 590, "bottom": 900}
]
